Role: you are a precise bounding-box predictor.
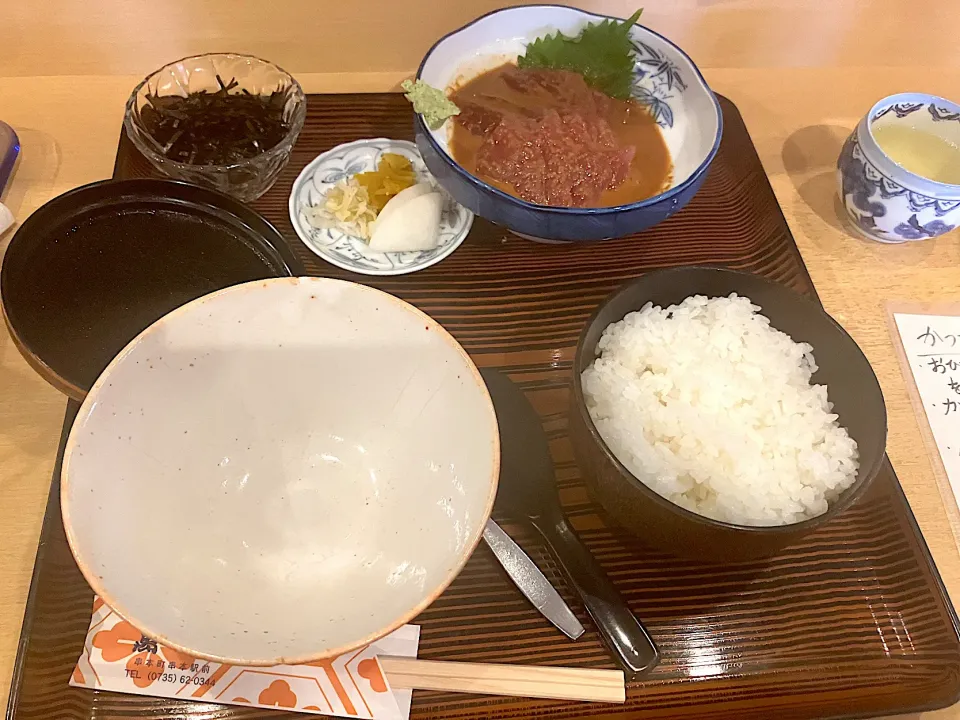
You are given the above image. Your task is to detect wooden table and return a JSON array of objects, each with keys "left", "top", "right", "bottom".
[{"left": 2, "top": 1, "right": 960, "bottom": 716}]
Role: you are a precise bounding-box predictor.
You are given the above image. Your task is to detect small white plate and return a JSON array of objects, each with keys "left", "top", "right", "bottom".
[{"left": 288, "top": 138, "right": 474, "bottom": 276}]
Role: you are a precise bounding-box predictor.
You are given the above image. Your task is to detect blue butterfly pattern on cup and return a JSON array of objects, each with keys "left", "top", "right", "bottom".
[
  {"left": 630, "top": 39, "right": 687, "bottom": 128},
  {"left": 873, "top": 102, "right": 960, "bottom": 124},
  {"left": 928, "top": 105, "right": 960, "bottom": 123},
  {"left": 290, "top": 139, "right": 473, "bottom": 275},
  {"left": 838, "top": 137, "right": 957, "bottom": 241},
  {"left": 893, "top": 214, "right": 955, "bottom": 240},
  {"left": 872, "top": 103, "right": 924, "bottom": 121}
]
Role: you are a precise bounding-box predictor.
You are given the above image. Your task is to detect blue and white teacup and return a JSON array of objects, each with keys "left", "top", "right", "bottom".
[{"left": 837, "top": 92, "right": 960, "bottom": 243}]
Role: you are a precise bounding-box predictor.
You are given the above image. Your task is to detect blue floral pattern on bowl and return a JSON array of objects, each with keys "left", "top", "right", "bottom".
[
  {"left": 631, "top": 40, "right": 687, "bottom": 128},
  {"left": 837, "top": 93, "right": 960, "bottom": 243},
  {"left": 288, "top": 139, "right": 473, "bottom": 275}
]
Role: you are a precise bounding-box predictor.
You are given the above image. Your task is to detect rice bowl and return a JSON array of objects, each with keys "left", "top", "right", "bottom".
[
  {"left": 570, "top": 267, "right": 887, "bottom": 561},
  {"left": 581, "top": 294, "right": 859, "bottom": 527}
]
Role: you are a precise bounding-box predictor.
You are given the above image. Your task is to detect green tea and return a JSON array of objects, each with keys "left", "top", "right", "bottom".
[{"left": 872, "top": 123, "right": 960, "bottom": 184}]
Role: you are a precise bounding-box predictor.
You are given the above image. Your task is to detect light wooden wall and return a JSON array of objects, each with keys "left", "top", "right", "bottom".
[{"left": 4, "top": 0, "right": 960, "bottom": 82}]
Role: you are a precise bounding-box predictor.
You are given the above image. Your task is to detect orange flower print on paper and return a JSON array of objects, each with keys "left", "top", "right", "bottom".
[
  {"left": 258, "top": 679, "right": 297, "bottom": 707},
  {"left": 357, "top": 658, "right": 388, "bottom": 692},
  {"left": 92, "top": 621, "right": 195, "bottom": 689}
]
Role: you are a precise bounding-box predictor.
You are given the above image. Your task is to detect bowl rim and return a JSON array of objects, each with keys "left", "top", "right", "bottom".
[
  {"left": 123, "top": 51, "right": 307, "bottom": 172},
  {"left": 60, "top": 276, "right": 501, "bottom": 666},
  {"left": 414, "top": 3, "right": 724, "bottom": 215},
  {"left": 571, "top": 266, "right": 888, "bottom": 534},
  {"left": 860, "top": 91, "right": 960, "bottom": 193}
]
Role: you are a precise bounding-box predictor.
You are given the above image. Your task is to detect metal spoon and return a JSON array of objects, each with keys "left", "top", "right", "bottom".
[
  {"left": 480, "top": 368, "right": 659, "bottom": 680},
  {"left": 483, "top": 518, "right": 584, "bottom": 640}
]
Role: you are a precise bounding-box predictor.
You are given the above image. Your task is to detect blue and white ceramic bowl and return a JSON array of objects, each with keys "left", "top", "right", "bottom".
[
  {"left": 289, "top": 138, "right": 473, "bottom": 275},
  {"left": 414, "top": 5, "right": 722, "bottom": 242},
  {"left": 837, "top": 93, "right": 960, "bottom": 243}
]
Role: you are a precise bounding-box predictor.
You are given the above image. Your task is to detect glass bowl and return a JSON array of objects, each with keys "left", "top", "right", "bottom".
[{"left": 123, "top": 53, "right": 306, "bottom": 202}]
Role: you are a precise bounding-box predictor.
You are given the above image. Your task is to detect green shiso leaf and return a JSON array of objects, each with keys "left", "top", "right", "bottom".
[{"left": 517, "top": 9, "right": 643, "bottom": 100}]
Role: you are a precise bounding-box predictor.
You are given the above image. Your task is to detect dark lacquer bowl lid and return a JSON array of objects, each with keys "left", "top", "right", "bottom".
[{"left": 1, "top": 178, "right": 303, "bottom": 399}]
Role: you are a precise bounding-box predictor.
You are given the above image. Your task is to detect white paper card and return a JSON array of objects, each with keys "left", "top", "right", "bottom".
[{"left": 893, "top": 312, "right": 960, "bottom": 499}]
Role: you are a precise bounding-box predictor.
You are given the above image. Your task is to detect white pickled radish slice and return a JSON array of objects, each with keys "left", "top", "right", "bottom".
[
  {"left": 373, "top": 182, "right": 436, "bottom": 231},
  {"left": 368, "top": 191, "right": 443, "bottom": 253}
]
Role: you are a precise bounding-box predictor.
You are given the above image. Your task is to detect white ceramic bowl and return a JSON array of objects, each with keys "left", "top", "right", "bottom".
[
  {"left": 414, "top": 5, "right": 722, "bottom": 241},
  {"left": 61, "top": 277, "right": 499, "bottom": 665}
]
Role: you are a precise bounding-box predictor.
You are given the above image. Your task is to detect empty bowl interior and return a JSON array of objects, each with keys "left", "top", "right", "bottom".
[
  {"left": 575, "top": 268, "right": 887, "bottom": 530},
  {"left": 417, "top": 5, "right": 720, "bottom": 192},
  {"left": 62, "top": 277, "right": 498, "bottom": 664}
]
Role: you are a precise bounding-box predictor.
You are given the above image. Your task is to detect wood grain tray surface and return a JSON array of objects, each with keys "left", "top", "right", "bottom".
[{"left": 7, "top": 94, "right": 960, "bottom": 720}]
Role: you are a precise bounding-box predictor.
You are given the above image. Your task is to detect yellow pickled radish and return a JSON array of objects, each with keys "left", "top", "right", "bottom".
[{"left": 355, "top": 153, "right": 417, "bottom": 211}]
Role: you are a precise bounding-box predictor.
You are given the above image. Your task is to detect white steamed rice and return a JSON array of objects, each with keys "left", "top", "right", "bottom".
[{"left": 581, "top": 294, "right": 859, "bottom": 527}]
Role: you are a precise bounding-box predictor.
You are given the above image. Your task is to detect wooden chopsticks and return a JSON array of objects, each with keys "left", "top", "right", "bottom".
[{"left": 379, "top": 656, "right": 626, "bottom": 704}]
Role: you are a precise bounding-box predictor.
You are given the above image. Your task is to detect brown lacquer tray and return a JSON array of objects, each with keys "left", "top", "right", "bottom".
[{"left": 8, "top": 94, "right": 960, "bottom": 720}]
